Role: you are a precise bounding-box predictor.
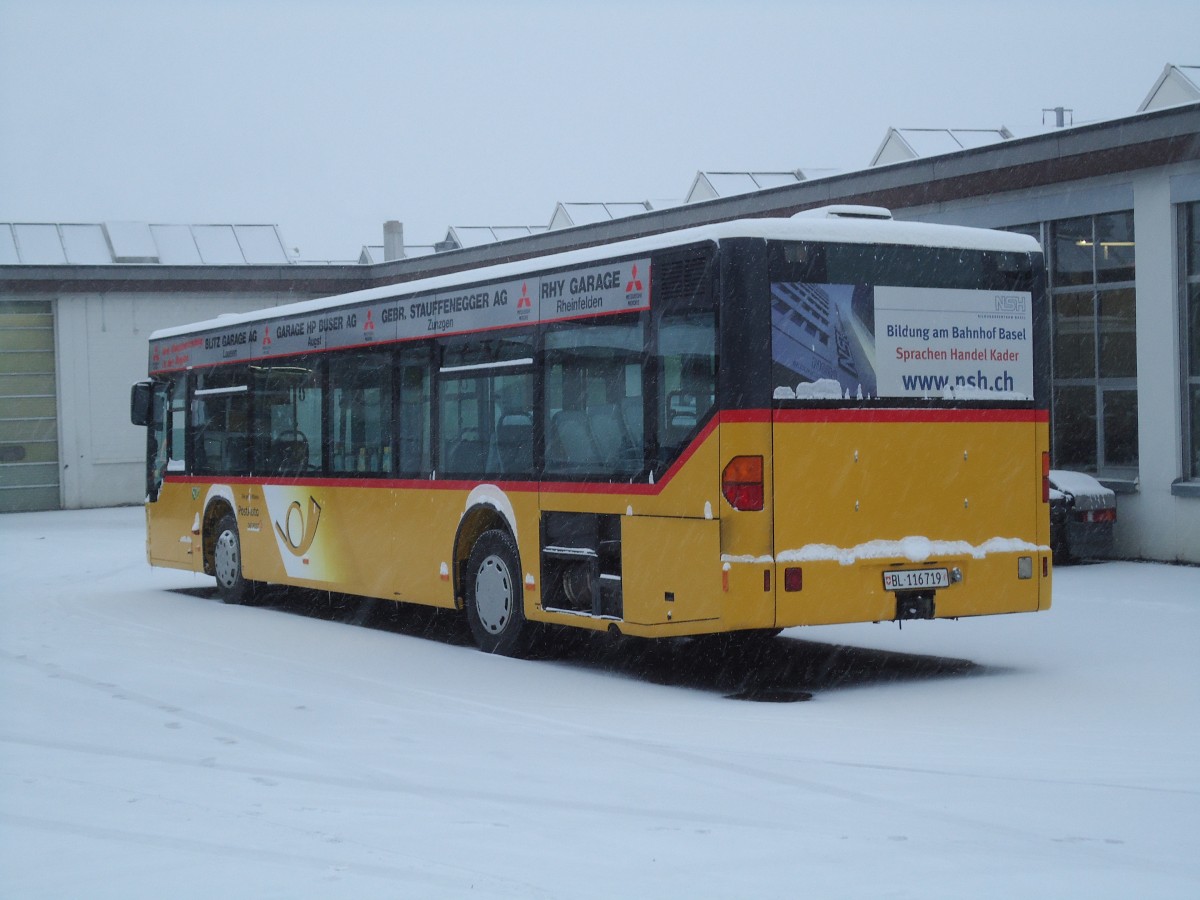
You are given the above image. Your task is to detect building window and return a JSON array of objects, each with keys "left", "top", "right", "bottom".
[
  {"left": 1185, "top": 202, "right": 1200, "bottom": 479},
  {"left": 1049, "top": 212, "right": 1137, "bottom": 475}
]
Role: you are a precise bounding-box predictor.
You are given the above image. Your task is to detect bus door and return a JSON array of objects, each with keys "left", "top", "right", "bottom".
[
  {"left": 135, "top": 373, "right": 196, "bottom": 568},
  {"left": 621, "top": 269, "right": 728, "bottom": 628}
]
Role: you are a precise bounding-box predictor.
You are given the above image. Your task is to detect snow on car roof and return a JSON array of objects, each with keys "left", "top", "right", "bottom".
[{"left": 1049, "top": 470, "right": 1116, "bottom": 500}]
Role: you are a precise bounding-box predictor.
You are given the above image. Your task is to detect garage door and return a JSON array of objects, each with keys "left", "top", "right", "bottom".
[{"left": 0, "top": 300, "right": 59, "bottom": 511}]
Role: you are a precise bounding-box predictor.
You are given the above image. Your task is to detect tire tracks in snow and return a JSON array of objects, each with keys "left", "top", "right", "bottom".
[
  {"left": 0, "top": 648, "right": 777, "bottom": 835},
  {"left": 0, "top": 811, "right": 554, "bottom": 898}
]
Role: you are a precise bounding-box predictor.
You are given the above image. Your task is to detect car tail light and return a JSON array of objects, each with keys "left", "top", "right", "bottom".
[
  {"left": 722, "top": 455, "right": 764, "bottom": 511},
  {"left": 1042, "top": 451, "right": 1050, "bottom": 503},
  {"left": 1075, "top": 508, "right": 1116, "bottom": 523}
]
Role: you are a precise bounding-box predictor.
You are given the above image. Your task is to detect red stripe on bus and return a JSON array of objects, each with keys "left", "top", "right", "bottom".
[{"left": 719, "top": 409, "right": 771, "bottom": 424}]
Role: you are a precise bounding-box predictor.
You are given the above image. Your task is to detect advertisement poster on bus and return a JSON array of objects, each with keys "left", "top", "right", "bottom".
[
  {"left": 771, "top": 282, "right": 1033, "bottom": 400},
  {"left": 148, "top": 259, "right": 652, "bottom": 374}
]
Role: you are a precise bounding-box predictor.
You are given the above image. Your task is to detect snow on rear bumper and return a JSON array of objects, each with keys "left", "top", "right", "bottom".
[{"left": 759, "top": 537, "right": 1052, "bottom": 626}]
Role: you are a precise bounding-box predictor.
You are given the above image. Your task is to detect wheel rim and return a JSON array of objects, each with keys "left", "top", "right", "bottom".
[
  {"left": 474, "top": 553, "right": 513, "bottom": 634},
  {"left": 214, "top": 529, "right": 239, "bottom": 589}
]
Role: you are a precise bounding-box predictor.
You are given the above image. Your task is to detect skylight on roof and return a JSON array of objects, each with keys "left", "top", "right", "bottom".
[
  {"left": 61, "top": 225, "right": 112, "bottom": 264},
  {"left": 193, "top": 226, "right": 245, "bottom": 264},
  {"left": 150, "top": 225, "right": 202, "bottom": 264},
  {"left": 705, "top": 173, "right": 761, "bottom": 197},
  {"left": 0, "top": 226, "right": 18, "bottom": 264},
  {"left": 564, "top": 204, "right": 613, "bottom": 226},
  {"left": 452, "top": 228, "right": 499, "bottom": 248},
  {"left": 950, "top": 129, "right": 1009, "bottom": 150},
  {"left": 103, "top": 221, "right": 158, "bottom": 262},
  {"left": 14, "top": 225, "right": 67, "bottom": 264},
  {"left": 752, "top": 173, "right": 803, "bottom": 189},
  {"left": 234, "top": 225, "right": 289, "bottom": 264},
  {"left": 901, "top": 130, "right": 964, "bottom": 156}
]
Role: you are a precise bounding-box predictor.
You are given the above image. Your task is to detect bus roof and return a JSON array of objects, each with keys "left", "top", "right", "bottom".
[{"left": 150, "top": 215, "right": 1040, "bottom": 341}]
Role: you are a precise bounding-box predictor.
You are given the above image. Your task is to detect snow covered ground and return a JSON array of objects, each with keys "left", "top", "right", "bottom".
[{"left": 1, "top": 506, "right": 1197, "bottom": 899}]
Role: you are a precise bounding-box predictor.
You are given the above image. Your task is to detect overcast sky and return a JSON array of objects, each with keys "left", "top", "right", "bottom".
[{"left": 2, "top": 0, "right": 1197, "bottom": 261}]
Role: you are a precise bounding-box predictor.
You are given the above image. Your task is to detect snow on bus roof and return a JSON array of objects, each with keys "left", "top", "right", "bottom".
[{"left": 150, "top": 215, "right": 1040, "bottom": 341}]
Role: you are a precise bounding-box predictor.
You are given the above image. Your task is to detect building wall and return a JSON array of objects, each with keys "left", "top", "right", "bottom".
[
  {"left": 52, "top": 291, "right": 305, "bottom": 510},
  {"left": 897, "top": 159, "right": 1200, "bottom": 563}
]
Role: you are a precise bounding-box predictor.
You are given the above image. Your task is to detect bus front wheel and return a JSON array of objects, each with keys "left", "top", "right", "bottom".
[
  {"left": 213, "top": 514, "right": 259, "bottom": 605},
  {"left": 464, "top": 529, "right": 528, "bottom": 655}
]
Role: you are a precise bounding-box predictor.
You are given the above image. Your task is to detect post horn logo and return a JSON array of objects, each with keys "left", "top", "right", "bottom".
[{"left": 275, "top": 496, "right": 322, "bottom": 557}]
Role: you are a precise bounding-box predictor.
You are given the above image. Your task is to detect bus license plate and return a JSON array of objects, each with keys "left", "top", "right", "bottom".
[{"left": 882, "top": 568, "right": 949, "bottom": 591}]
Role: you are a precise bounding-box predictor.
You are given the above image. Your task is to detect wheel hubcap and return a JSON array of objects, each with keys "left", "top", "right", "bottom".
[
  {"left": 215, "top": 530, "right": 239, "bottom": 588},
  {"left": 475, "top": 554, "right": 513, "bottom": 634}
]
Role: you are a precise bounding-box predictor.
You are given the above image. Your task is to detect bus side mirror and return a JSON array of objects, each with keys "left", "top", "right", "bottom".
[{"left": 131, "top": 381, "right": 153, "bottom": 426}]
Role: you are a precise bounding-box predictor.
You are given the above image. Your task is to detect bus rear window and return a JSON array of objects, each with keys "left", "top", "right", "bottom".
[{"left": 768, "top": 241, "right": 1038, "bottom": 401}]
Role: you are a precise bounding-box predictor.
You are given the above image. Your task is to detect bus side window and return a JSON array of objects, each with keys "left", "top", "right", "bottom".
[
  {"left": 398, "top": 357, "right": 432, "bottom": 476},
  {"left": 439, "top": 372, "right": 533, "bottom": 477},
  {"left": 543, "top": 317, "right": 644, "bottom": 478},
  {"left": 192, "top": 367, "right": 250, "bottom": 477},
  {"left": 438, "top": 335, "right": 533, "bottom": 478},
  {"left": 165, "top": 371, "right": 187, "bottom": 474},
  {"left": 492, "top": 381, "right": 533, "bottom": 475},
  {"left": 439, "top": 376, "right": 484, "bottom": 474},
  {"left": 649, "top": 248, "right": 718, "bottom": 470},
  {"left": 329, "top": 352, "right": 392, "bottom": 474},
  {"left": 253, "top": 362, "right": 324, "bottom": 477},
  {"left": 656, "top": 315, "right": 716, "bottom": 461}
]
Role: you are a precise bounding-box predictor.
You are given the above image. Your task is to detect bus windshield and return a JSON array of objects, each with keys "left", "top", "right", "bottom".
[{"left": 767, "top": 241, "right": 1040, "bottom": 402}]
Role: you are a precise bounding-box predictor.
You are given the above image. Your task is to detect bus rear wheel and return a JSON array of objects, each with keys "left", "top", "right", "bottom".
[
  {"left": 213, "top": 513, "right": 259, "bottom": 605},
  {"left": 464, "top": 529, "right": 528, "bottom": 655}
]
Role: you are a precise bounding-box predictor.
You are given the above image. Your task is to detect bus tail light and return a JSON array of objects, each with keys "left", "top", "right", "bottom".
[
  {"left": 1042, "top": 451, "right": 1051, "bottom": 503},
  {"left": 783, "top": 566, "right": 803, "bottom": 591},
  {"left": 722, "top": 455, "right": 764, "bottom": 511}
]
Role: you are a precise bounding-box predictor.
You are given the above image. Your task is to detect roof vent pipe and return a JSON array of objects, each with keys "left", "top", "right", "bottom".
[
  {"left": 1042, "top": 107, "right": 1073, "bottom": 128},
  {"left": 383, "top": 220, "right": 405, "bottom": 260}
]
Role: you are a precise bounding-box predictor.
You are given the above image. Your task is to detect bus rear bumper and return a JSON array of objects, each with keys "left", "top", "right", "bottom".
[{"left": 773, "top": 548, "right": 1052, "bottom": 628}]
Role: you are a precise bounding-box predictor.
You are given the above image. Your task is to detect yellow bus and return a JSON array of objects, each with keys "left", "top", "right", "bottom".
[{"left": 131, "top": 207, "right": 1051, "bottom": 654}]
